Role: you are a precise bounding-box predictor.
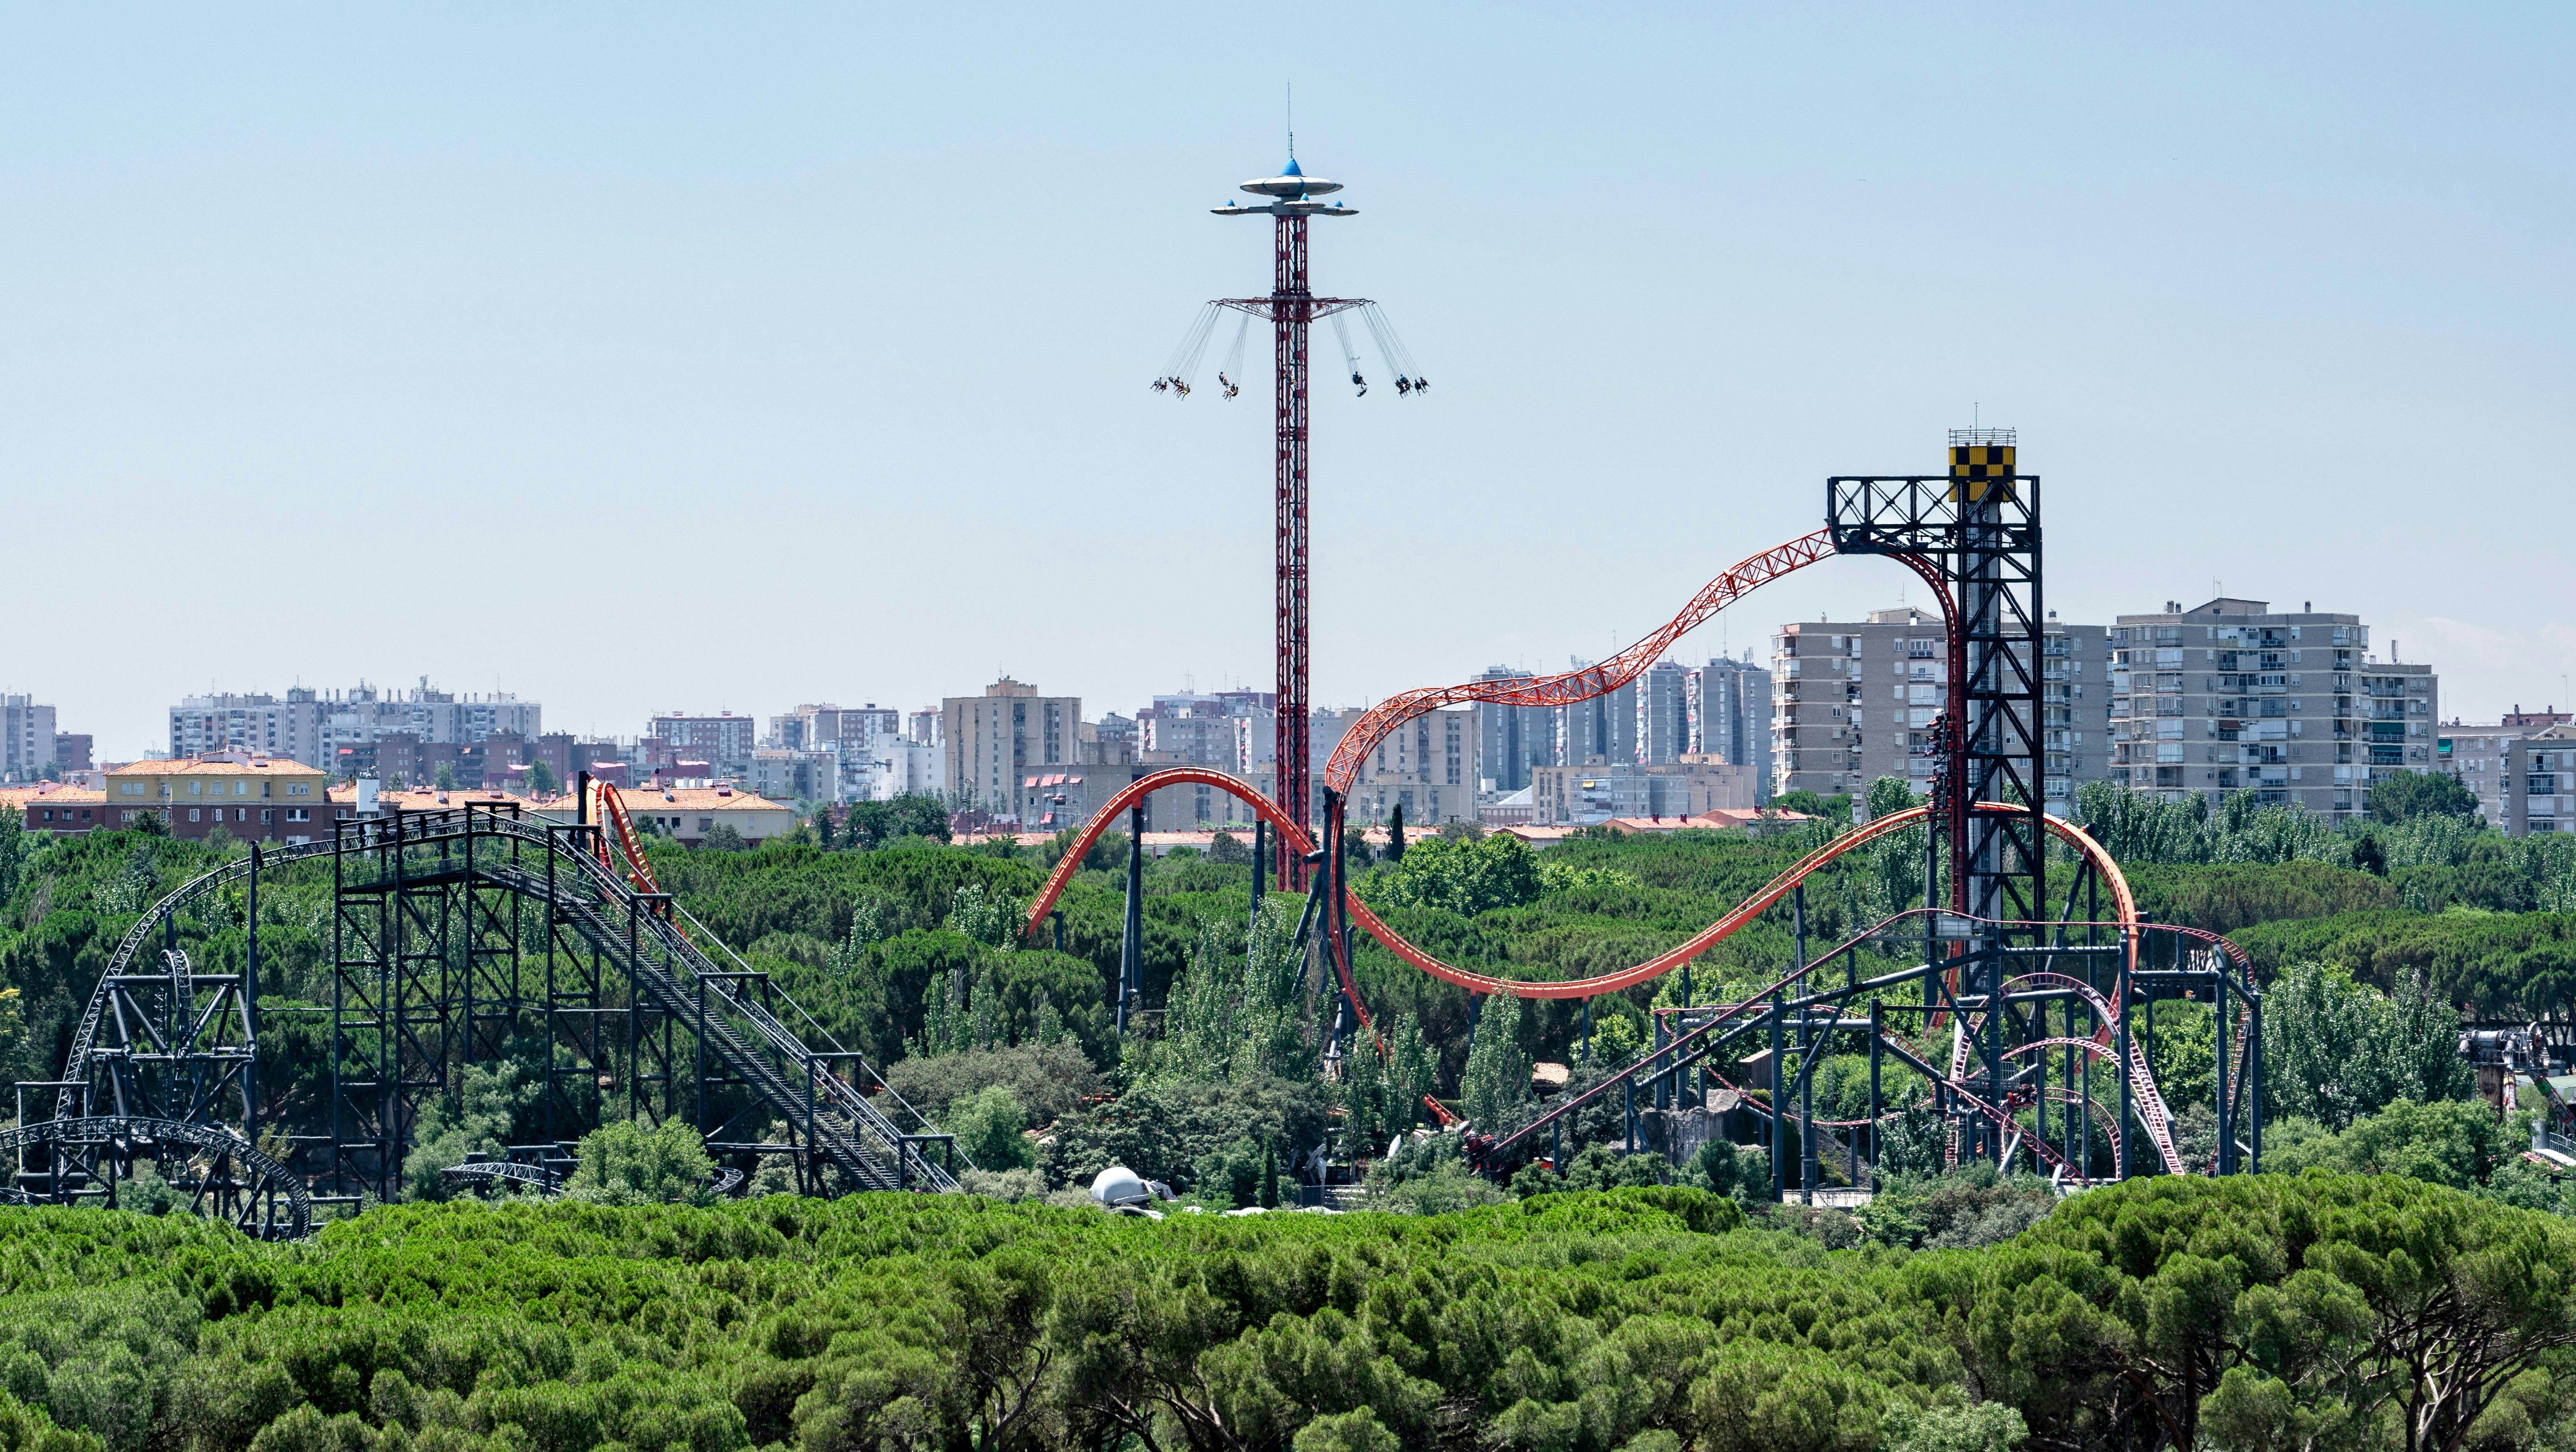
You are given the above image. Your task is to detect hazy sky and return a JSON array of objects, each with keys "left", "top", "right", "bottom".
[{"left": 6, "top": 5, "right": 2571, "bottom": 760}]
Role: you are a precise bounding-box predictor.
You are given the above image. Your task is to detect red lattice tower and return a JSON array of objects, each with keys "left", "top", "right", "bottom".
[{"left": 1210, "top": 156, "right": 1366, "bottom": 883}]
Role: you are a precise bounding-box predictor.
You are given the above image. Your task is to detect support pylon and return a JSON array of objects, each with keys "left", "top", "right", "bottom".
[{"left": 1211, "top": 155, "right": 1362, "bottom": 885}]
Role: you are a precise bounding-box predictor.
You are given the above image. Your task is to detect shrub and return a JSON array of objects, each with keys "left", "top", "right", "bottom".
[{"left": 564, "top": 1120, "right": 716, "bottom": 1205}]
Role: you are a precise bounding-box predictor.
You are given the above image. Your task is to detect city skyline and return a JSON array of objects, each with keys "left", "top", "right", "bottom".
[
  {"left": 5, "top": 8, "right": 2571, "bottom": 759},
  {"left": 17, "top": 586, "right": 2562, "bottom": 768}
]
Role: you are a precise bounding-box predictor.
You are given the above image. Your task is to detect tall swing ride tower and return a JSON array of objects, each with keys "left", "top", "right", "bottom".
[{"left": 1156, "top": 148, "right": 1424, "bottom": 878}]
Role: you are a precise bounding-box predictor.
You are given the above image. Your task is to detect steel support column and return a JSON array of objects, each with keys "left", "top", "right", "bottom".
[{"left": 1273, "top": 212, "right": 1312, "bottom": 869}]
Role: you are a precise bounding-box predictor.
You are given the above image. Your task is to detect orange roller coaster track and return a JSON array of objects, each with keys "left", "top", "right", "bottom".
[
  {"left": 1020, "top": 528, "right": 1985, "bottom": 1002},
  {"left": 1010, "top": 524, "right": 2249, "bottom": 1181},
  {"left": 586, "top": 779, "right": 663, "bottom": 898}
]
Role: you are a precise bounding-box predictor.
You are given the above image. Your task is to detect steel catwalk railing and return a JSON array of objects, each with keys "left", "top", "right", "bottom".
[
  {"left": 382, "top": 811, "right": 961, "bottom": 1192},
  {"left": 1479, "top": 905, "right": 2211, "bottom": 1180},
  {"left": 58, "top": 809, "right": 955, "bottom": 1196}
]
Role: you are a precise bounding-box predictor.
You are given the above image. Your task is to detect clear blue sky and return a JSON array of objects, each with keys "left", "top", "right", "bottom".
[{"left": 6, "top": 5, "right": 2570, "bottom": 759}]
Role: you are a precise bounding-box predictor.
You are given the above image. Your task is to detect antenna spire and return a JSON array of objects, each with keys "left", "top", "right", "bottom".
[{"left": 1286, "top": 82, "right": 1295, "bottom": 161}]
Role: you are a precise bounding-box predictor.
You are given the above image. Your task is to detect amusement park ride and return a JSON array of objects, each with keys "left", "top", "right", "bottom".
[
  {"left": 1022, "top": 429, "right": 2265, "bottom": 1195},
  {"left": 0, "top": 152, "right": 2259, "bottom": 1237},
  {"left": 1154, "top": 139, "right": 1425, "bottom": 881}
]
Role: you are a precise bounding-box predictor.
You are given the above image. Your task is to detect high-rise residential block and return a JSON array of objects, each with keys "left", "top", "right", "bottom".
[
  {"left": 1772, "top": 606, "right": 2110, "bottom": 817},
  {"left": 1690, "top": 653, "right": 1772, "bottom": 802},
  {"left": 2502, "top": 724, "right": 2576, "bottom": 835},
  {"left": 1471, "top": 667, "right": 1553, "bottom": 793},
  {"left": 767, "top": 703, "right": 905, "bottom": 799},
  {"left": 749, "top": 748, "right": 839, "bottom": 804},
  {"left": 1637, "top": 661, "right": 1691, "bottom": 765},
  {"left": 1556, "top": 667, "right": 1636, "bottom": 766},
  {"left": 647, "top": 711, "right": 759, "bottom": 782},
  {"left": 944, "top": 678, "right": 1079, "bottom": 814},
  {"left": 1527, "top": 757, "right": 1757, "bottom": 825},
  {"left": 172, "top": 681, "right": 539, "bottom": 770},
  {"left": 2442, "top": 705, "right": 2573, "bottom": 831},
  {"left": 1343, "top": 707, "right": 1478, "bottom": 825},
  {"left": 2109, "top": 598, "right": 2433, "bottom": 820},
  {"left": 1, "top": 696, "right": 59, "bottom": 782}
]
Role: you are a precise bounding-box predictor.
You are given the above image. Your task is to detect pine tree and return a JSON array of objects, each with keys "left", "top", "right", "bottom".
[
  {"left": 1458, "top": 994, "right": 1531, "bottom": 1131},
  {"left": 1030, "top": 990, "right": 1066, "bottom": 1047},
  {"left": 971, "top": 965, "right": 1002, "bottom": 1050}
]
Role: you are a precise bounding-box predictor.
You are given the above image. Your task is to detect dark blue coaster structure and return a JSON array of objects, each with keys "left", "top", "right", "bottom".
[
  {"left": 1478, "top": 437, "right": 2265, "bottom": 1194},
  {"left": 12, "top": 800, "right": 958, "bottom": 1237}
]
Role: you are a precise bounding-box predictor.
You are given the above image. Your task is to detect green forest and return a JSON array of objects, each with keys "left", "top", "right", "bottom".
[
  {"left": 1, "top": 773, "right": 2575, "bottom": 1449},
  {"left": 0, "top": 1173, "right": 2567, "bottom": 1452}
]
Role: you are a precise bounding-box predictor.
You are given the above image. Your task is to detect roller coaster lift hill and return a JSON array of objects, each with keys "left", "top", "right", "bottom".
[
  {"left": 1021, "top": 433, "right": 2264, "bottom": 1196},
  {"left": 2, "top": 437, "right": 2259, "bottom": 1233}
]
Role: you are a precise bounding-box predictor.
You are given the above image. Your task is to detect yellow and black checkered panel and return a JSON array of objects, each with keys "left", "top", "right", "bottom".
[{"left": 1949, "top": 445, "right": 2018, "bottom": 503}]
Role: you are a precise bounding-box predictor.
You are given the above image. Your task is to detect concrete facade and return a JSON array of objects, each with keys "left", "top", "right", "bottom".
[
  {"left": 1691, "top": 655, "right": 1772, "bottom": 801},
  {"left": 647, "top": 711, "right": 759, "bottom": 781},
  {"left": 1638, "top": 661, "right": 1692, "bottom": 765},
  {"left": 2111, "top": 599, "right": 2433, "bottom": 821},
  {"left": 2502, "top": 724, "right": 2576, "bottom": 835},
  {"left": 1556, "top": 672, "right": 1636, "bottom": 766},
  {"left": 173, "top": 683, "right": 540, "bottom": 769},
  {"left": 1529, "top": 756, "right": 1758, "bottom": 825},
  {"left": 944, "top": 678, "right": 1080, "bottom": 814},
  {"left": 1344, "top": 707, "right": 1478, "bottom": 825},
  {"left": 1772, "top": 606, "right": 2110, "bottom": 817},
  {"left": 1472, "top": 667, "right": 1553, "bottom": 793},
  {"left": 1, "top": 696, "right": 58, "bottom": 782},
  {"left": 2444, "top": 708, "right": 2575, "bottom": 831}
]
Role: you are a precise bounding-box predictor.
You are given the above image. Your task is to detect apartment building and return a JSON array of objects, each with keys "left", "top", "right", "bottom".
[
  {"left": 1556, "top": 670, "right": 1637, "bottom": 766},
  {"left": 646, "top": 711, "right": 759, "bottom": 781},
  {"left": 1142, "top": 700, "right": 1242, "bottom": 770},
  {"left": 1472, "top": 668, "right": 1554, "bottom": 793},
  {"left": 1691, "top": 654, "right": 1772, "bottom": 800},
  {"left": 2444, "top": 707, "right": 2574, "bottom": 830},
  {"left": 0, "top": 783, "right": 104, "bottom": 834},
  {"left": 944, "top": 678, "right": 1080, "bottom": 815},
  {"left": 533, "top": 784, "right": 794, "bottom": 847},
  {"left": 768, "top": 703, "right": 901, "bottom": 755},
  {"left": 2504, "top": 724, "right": 2576, "bottom": 835},
  {"left": 1638, "top": 661, "right": 1692, "bottom": 765},
  {"left": 1, "top": 696, "right": 58, "bottom": 782},
  {"left": 1529, "top": 757, "right": 1757, "bottom": 825},
  {"left": 765, "top": 704, "right": 906, "bottom": 799},
  {"left": 748, "top": 749, "right": 839, "bottom": 804},
  {"left": 172, "top": 682, "right": 540, "bottom": 767},
  {"left": 1772, "top": 606, "right": 2110, "bottom": 817},
  {"left": 106, "top": 756, "right": 337, "bottom": 843},
  {"left": 1344, "top": 707, "right": 1478, "bottom": 825},
  {"left": 1016, "top": 760, "right": 1273, "bottom": 834},
  {"left": 2110, "top": 599, "right": 2433, "bottom": 820}
]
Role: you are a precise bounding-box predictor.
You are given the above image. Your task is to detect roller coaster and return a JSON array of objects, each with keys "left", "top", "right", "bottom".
[
  {"left": 4, "top": 441, "right": 2259, "bottom": 1234},
  {"left": 1022, "top": 441, "right": 2264, "bottom": 1194},
  {"left": 8, "top": 785, "right": 959, "bottom": 1237}
]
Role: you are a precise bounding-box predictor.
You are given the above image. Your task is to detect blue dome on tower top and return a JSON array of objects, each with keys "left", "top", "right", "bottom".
[{"left": 1280, "top": 157, "right": 1304, "bottom": 177}]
